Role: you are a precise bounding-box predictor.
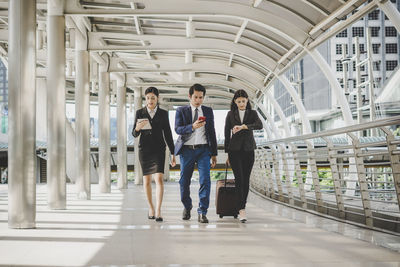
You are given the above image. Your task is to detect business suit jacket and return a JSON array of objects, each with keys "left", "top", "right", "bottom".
[
  {"left": 132, "top": 107, "right": 175, "bottom": 153},
  {"left": 174, "top": 105, "right": 218, "bottom": 156},
  {"left": 224, "top": 109, "right": 263, "bottom": 152}
]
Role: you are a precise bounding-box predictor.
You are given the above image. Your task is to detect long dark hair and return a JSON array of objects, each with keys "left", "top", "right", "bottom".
[{"left": 230, "top": 89, "right": 251, "bottom": 111}]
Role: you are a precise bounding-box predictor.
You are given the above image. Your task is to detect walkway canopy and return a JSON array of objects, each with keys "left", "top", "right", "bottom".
[{"left": 0, "top": 0, "right": 375, "bottom": 110}]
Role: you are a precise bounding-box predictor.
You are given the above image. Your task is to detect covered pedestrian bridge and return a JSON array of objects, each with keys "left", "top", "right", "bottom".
[{"left": 1, "top": 0, "right": 400, "bottom": 266}]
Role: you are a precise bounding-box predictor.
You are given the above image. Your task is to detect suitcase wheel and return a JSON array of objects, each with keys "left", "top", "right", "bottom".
[
  {"left": 234, "top": 214, "right": 238, "bottom": 219},
  {"left": 219, "top": 215, "right": 223, "bottom": 218}
]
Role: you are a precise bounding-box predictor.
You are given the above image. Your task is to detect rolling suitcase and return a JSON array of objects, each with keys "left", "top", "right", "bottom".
[{"left": 215, "top": 166, "right": 240, "bottom": 218}]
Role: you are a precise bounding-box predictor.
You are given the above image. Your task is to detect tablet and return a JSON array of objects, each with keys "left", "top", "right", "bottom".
[{"left": 137, "top": 118, "right": 152, "bottom": 130}]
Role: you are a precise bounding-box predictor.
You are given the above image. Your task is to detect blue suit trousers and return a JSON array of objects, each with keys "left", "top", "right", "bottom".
[{"left": 179, "top": 146, "right": 211, "bottom": 215}]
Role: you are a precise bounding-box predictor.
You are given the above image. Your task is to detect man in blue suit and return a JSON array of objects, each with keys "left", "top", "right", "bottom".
[{"left": 175, "top": 84, "right": 217, "bottom": 223}]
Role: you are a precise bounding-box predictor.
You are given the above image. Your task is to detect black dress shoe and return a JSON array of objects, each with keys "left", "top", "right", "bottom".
[
  {"left": 182, "top": 208, "right": 191, "bottom": 220},
  {"left": 198, "top": 214, "right": 209, "bottom": 223},
  {"left": 155, "top": 217, "right": 163, "bottom": 222}
]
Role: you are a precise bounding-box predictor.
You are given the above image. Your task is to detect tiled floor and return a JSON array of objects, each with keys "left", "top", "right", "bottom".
[{"left": 1, "top": 182, "right": 400, "bottom": 266}]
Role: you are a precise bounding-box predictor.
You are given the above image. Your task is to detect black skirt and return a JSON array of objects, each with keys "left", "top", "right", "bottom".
[{"left": 138, "top": 149, "right": 166, "bottom": 175}]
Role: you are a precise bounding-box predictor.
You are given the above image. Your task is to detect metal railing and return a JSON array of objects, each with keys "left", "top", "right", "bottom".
[{"left": 251, "top": 116, "right": 400, "bottom": 233}]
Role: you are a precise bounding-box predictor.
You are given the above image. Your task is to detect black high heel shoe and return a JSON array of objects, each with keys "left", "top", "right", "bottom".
[
  {"left": 148, "top": 211, "right": 155, "bottom": 220},
  {"left": 155, "top": 217, "right": 163, "bottom": 222}
]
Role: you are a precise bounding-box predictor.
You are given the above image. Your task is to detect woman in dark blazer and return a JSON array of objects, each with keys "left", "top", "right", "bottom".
[
  {"left": 224, "top": 89, "right": 263, "bottom": 223},
  {"left": 133, "top": 87, "right": 176, "bottom": 222}
]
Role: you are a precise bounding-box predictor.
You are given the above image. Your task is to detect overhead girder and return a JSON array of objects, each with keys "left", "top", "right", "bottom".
[
  {"left": 88, "top": 32, "right": 277, "bottom": 71},
  {"left": 91, "top": 18, "right": 291, "bottom": 54},
  {"left": 110, "top": 63, "right": 265, "bottom": 90},
  {"left": 65, "top": 0, "right": 311, "bottom": 45}
]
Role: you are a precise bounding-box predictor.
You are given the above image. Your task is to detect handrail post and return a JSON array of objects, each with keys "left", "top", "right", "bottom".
[
  {"left": 381, "top": 127, "right": 400, "bottom": 212},
  {"left": 347, "top": 132, "right": 373, "bottom": 227},
  {"left": 306, "top": 141, "right": 325, "bottom": 213},
  {"left": 263, "top": 148, "right": 275, "bottom": 198},
  {"left": 323, "top": 137, "right": 345, "bottom": 219},
  {"left": 279, "top": 144, "right": 294, "bottom": 205},
  {"left": 271, "top": 146, "right": 284, "bottom": 202},
  {"left": 289, "top": 144, "right": 307, "bottom": 209}
]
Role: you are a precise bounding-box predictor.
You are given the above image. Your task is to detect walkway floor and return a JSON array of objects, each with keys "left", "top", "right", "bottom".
[{"left": 1, "top": 182, "right": 400, "bottom": 266}]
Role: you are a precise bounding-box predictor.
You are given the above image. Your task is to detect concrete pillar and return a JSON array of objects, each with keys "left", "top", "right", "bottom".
[
  {"left": 47, "top": 0, "right": 66, "bottom": 209},
  {"left": 134, "top": 87, "right": 143, "bottom": 185},
  {"left": 98, "top": 56, "right": 111, "bottom": 193},
  {"left": 159, "top": 104, "right": 170, "bottom": 181},
  {"left": 75, "top": 28, "right": 90, "bottom": 199},
  {"left": 8, "top": 0, "right": 37, "bottom": 228},
  {"left": 117, "top": 77, "right": 127, "bottom": 189}
]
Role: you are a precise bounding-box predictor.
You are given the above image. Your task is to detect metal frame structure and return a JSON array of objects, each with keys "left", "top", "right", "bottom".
[
  {"left": 3, "top": 0, "right": 400, "bottom": 229},
  {"left": 252, "top": 115, "right": 400, "bottom": 232}
]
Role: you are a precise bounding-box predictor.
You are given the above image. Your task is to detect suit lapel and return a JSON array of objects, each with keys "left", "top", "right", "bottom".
[
  {"left": 243, "top": 110, "right": 250, "bottom": 124},
  {"left": 185, "top": 105, "right": 193, "bottom": 124},
  {"left": 233, "top": 109, "right": 241, "bottom": 124},
  {"left": 143, "top": 107, "right": 152, "bottom": 121}
]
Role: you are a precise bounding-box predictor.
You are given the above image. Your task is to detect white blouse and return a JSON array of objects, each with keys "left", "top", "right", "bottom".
[{"left": 239, "top": 109, "right": 245, "bottom": 124}]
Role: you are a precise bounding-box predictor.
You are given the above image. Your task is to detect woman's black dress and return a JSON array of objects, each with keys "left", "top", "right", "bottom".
[{"left": 132, "top": 107, "right": 175, "bottom": 175}]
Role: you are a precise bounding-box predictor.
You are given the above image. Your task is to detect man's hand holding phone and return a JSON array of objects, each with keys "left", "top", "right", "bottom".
[{"left": 193, "top": 116, "right": 206, "bottom": 130}]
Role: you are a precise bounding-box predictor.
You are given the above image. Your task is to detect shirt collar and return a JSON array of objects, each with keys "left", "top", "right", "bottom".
[
  {"left": 190, "top": 104, "right": 202, "bottom": 112},
  {"left": 147, "top": 105, "right": 158, "bottom": 114}
]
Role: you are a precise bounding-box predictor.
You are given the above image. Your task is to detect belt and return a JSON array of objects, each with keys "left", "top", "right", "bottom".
[{"left": 183, "top": 144, "right": 208, "bottom": 150}]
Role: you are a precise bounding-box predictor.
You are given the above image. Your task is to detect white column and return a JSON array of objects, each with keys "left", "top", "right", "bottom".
[
  {"left": 8, "top": 0, "right": 37, "bottom": 228},
  {"left": 117, "top": 76, "right": 127, "bottom": 189},
  {"left": 278, "top": 75, "right": 312, "bottom": 134},
  {"left": 47, "top": 0, "right": 66, "bottom": 209},
  {"left": 308, "top": 49, "right": 354, "bottom": 125},
  {"left": 379, "top": 0, "right": 400, "bottom": 33},
  {"left": 134, "top": 87, "right": 143, "bottom": 185},
  {"left": 98, "top": 55, "right": 111, "bottom": 193},
  {"left": 75, "top": 28, "right": 91, "bottom": 199}
]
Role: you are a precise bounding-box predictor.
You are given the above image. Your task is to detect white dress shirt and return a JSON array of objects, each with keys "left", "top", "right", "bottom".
[
  {"left": 147, "top": 105, "right": 158, "bottom": 119},
  {"left": 184, "top": 104, "right": 208, "bottom": 145},
  {"left": 239, "top": 109, "right": 245, "bottom": 124}
]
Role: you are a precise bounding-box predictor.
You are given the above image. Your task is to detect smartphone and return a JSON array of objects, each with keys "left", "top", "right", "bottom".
[{"left": 198, "top": 116, "right": 206, "bottom": 122}]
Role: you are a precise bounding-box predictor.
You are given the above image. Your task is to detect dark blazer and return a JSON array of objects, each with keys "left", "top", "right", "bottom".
[
  {"left": 174, "top": 105, "right": 218, "bottom": 156},
  {"left": 132, "top": 107, "right": 175, "bottom": 153},
  {"left": 224, "top": 109, "right": 263, "bottom": 152}
]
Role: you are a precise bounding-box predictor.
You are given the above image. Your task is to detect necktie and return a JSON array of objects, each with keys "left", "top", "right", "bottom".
[{"left": 193, "top": 108, "right": 198, "bottom": 122}]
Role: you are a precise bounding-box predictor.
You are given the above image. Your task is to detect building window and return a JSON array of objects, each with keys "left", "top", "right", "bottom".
[
  {"left": 353, "top": 79, "right": 357, "bottom": 88},
  {"left": 386, "top": 43, "right": 398, "bottom": 54},
  {"left": 386, "top": 60, "right": 398, "bottom": 71},
  {"left": 385, "top": 26, "right": 397, "bottom": 37},
  {"left": 336, "top": 60, "right": 343, "bottom": 71},
  {"left": 337, "top": 78, "right": 344, "bottom": 88},
  {"left": 352, "top": 43, "right": 365, "bottom": 54},
  {"left": 352, "top": 27, "right": 364, "bottom": 37},
  {"left": 368, "top": 10, "right": 379, "bottom": 20},
  {"left": 372, "top": 43, "right": 380, "bottom": 54},
  {"left": 371, "top": 27, "right": 380, "bottom": 37},
  {"left": 335, "top": 44, "right": 348, "bottom": 55},
  {"left": 353, "top": 61, "right": 365, "bottom": 71},
  {"left": 336, "top": 29, "right": 347, "bottom": 38},
  {"left": 336, "top": 44, "right": 342, "bottom": 55},
  {"left": 373, "top": 61, "right": 381, "bottom": 71}
]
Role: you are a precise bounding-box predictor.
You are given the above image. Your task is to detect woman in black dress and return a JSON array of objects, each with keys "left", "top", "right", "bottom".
[
  {"left": 133, "top": 87, "right": 176, "bottom": 222},
  {"left": 224, "top": 90, "right": 263, "bottom": 223}
]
